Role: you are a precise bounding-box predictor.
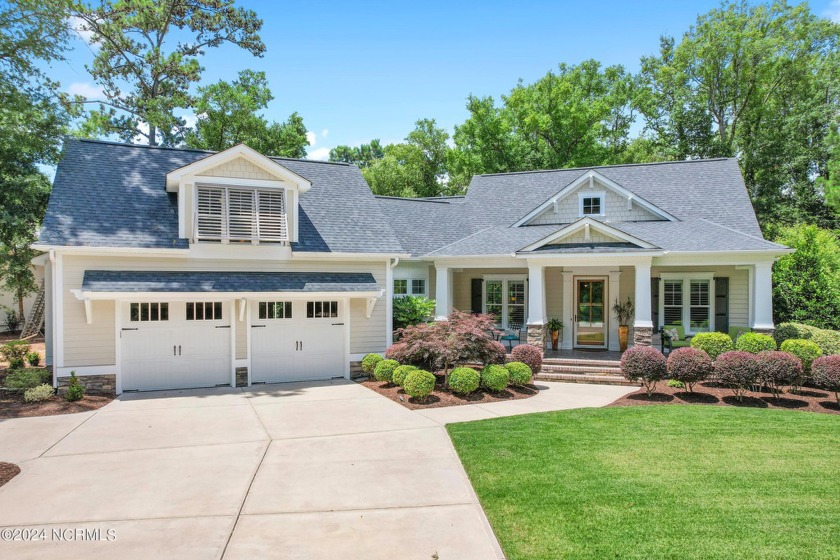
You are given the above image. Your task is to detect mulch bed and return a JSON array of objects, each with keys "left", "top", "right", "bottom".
[
  {"left": 359, "top": 375, "right": 539, "bottom": 410},
  {"left": 0, "top": 391, "right": 113, "bottom": 419},
  {"left": 610, "top": 381, "right": 840, "bottom": 416},
  {"left": 0, "top": 462, "right": 20, "bottom": 488}
]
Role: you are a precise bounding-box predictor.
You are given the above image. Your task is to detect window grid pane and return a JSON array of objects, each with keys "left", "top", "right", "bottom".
[
  {"left": 394, "top": 279, "right": 407, "bottom": 295},
  {"left": 411, "top": 279, "right": 425, "bottom": 295},
  {"left": 186, "top": 301, "right": 222, "bottom": 321},
  {"left": 130, "top": 302, "right": 168, "bottom": 322},
  {"left": 307, "top": 301, "right": 338, "bottom": 318}
]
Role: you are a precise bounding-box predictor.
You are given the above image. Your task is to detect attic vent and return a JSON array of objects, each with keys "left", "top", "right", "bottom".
[{"left": 195, "top": 185, "right": 288, "bottom": 243}]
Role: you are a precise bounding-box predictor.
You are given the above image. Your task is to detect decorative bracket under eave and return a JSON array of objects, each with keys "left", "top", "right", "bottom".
[
  {"left": 366, "top": 297, "right": 377, "bottom": 319},
  {"left": 84, "top": 299, "right": 92, "bottom": 325}
]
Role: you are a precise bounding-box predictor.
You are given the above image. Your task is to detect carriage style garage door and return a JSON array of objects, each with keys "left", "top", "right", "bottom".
[
  {"left": 121, "top": 301, "right": 231, "bottom": 391},
  {"left": 250, "top": 299, "right": 346, "bottom": 384}
]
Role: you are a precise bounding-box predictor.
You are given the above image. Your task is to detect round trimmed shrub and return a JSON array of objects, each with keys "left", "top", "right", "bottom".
[
  {"left": 775, "top": 322, "right": 840, "bottom": 355},
  {"left": 755, "top": 351, "right": 803, "bottom": 398},
  {"left": 373, "top": 359, "right": 400, "bottom": 383},
  {"left": 392, "top": 365, "right": 417, "bottom": 387},
  {"left": 403, "top": 369, "right": 436, "bottom": 400},
  {"left": 481, "top": 364, "right": 509, "bottom": 392},
  {"left": 780, "top": 339, "right": 822, "bottom": 373},
  {"left": 448, "top": 367, "right": 480, "bottom": 395},
  {"left": 505, "top": 362, "right": 533, "bottom": 386},
  {"left": 735, "top": 332, "right": 776, "bottom": 354},
  {"left": 689, "top": 332, "right": 734, "bottom": 361},
  {"left": 811, "top": 355, "right": 840, "bottom": 405},
  {"left": 24, "top": 383, "right": 54, "bottom": 403},
  {"left": 510, "top": 344, "right": 542, "bottom": 373},
  {"left": 361, "top": 353, "right": 384, "bottom": 375},
  {"left": 715, "top": 351, "right": 758, "bottom": 401},
  {"left": 666, "top": 347, "right": 711, "bottom": 392},
  {"left": 486, "top": 341, "right": 507, "bottom": 365},
  {"left": 26, "top": 351, "right": 41, "bottom": 367},
  {"left": 620, "top": 346, "right": 667, "bottom": 396}
]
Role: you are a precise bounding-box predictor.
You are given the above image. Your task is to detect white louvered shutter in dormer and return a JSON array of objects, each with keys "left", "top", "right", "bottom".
[
  {"left": 257, "top": 190, "right": 288, "bottom": 241},
  {"left": 227, "top": 189, "right": 257, "bottom": 241},
  {"left": 196, "top": 186, "right": 225, "bottom": 240}
]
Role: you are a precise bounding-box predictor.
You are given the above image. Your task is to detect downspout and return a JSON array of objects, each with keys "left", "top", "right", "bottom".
[
  {"left": 385, "top": 257, "right": 399, "bottom": 350},
  {"left": 48, "top": 249, "right": 56, "bottom": 387}
]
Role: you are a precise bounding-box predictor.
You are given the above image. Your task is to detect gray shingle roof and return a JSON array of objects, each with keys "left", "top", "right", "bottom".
[
  {"left": 81, "top": 270, "right": 380, "bottom": 293},
  {"left": 39, "top": 139, "right": 404, "bottom": 254},
  {"left": 378, "top": 158, "right": 787, "bottom": 256}
]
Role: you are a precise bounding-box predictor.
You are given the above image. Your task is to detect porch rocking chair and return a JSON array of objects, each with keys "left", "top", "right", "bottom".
[{"left": 500, "top": 322, "right": 525, "bottom": 351}]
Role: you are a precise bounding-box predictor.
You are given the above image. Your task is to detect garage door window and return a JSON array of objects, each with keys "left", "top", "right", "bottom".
[
  {"left": 130, "top": 302, "right": 169, "bottom": 322},
  {"left": 186, "top": 302, "right": 223, "bottom": 320},
  {"left": 259, "top": 301, "right": 292, "bottom": 319},
  {"left": 307, "top": 301, "right": 338, "bottom": 318}
]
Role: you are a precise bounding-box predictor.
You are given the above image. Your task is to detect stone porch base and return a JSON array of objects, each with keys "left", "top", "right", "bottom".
[
  {"left": 57, "top": 373, "right": 116, "bottom": 395},
  {"left": 633, "top": 326, "right": 653, "bottom": 347}
]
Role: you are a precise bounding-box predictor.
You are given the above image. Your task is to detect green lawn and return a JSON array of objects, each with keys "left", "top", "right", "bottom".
[{"left": 448, "top": 406, "right": 840, "bottom": 560}]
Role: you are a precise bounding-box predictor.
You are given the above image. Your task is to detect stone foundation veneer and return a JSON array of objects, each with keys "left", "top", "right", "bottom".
[
  {"left": 350, "top": 361, "right": 363, "bottom": 378},
  {"left": 57, "top": 373, "right": 116, "bottom": 394},
  {"left": 235, "top": 367, "right": 248, "bottom": 387},
  {"left": 752, "top": 327, "right": 775, "bottom": 337},
  {"left": 526, "top": 324, "right": 546, "bottom": 351},
  {"left": 633, "top": 326, "right": 653, "bottom": 347}
]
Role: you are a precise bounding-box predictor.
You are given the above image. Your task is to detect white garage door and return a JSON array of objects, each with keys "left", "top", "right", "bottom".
[
  {"left": 251, "top": 299, "right": 345, "bottom": 384},
  {"left": 121, "top": 301, "right": 231, "bottom": 391}
]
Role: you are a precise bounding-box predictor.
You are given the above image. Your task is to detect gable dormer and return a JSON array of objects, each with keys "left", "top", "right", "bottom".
[
  {"left": 520, "top": 217, "right": 659, "bottom": 252},
  {"left": 166, "top": 144, "right": 311, "bottom": 245},
  {"left": 513, "top": 170, "right": 676, "bottom": 227}
]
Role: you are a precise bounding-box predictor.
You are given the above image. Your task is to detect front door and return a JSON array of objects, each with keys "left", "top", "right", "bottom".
[{"left": 575, "top": 279, "right": 607, "bottom": 348}]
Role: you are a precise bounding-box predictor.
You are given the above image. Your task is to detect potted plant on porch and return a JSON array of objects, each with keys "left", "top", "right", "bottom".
[
  {"left": 545, "top": 318, "right": 563, "bottom": 351},
  {"left": 612, "top": 297, "right": 634, "bottom": 353}
]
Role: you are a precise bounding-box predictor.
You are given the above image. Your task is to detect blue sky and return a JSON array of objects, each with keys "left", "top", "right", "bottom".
[{"left": 57, "top": 0, "right": 840, "bottom": 159}]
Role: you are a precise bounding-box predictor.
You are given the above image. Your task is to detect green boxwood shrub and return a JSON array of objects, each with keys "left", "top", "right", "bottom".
[
  {"left": 26, "top": 351, "right": 41, "bottom": 367},
  {"left": 1, "top": 340, "right": 30, "bottom": 367},
  {"left": 505, "top": 362, "right": 533, "bottom": 386},
  {"left": 392, "top": 364, "right": 417, "bottom": 387},
  {"left": 774, "top": 322, "right": 840, "bottom": 355},
  {"left": 690, "top": 332, "right": 734, "bottom": 361},
  {"left": 481, "top": 365, "right": 509, "bottom": 392},
  {"left": 780, "top": 339, "right": 822, "bottom": 373},
  {"left": 448, "top": 367, "right": 480, "bottom": 395},
  {"left": 64, "top": 371, "right": 84, "bottom": 402},
  {"left": 373, "top": 359, "right": 400, "bottom": 383},
  {"left": 403, "top": 369, "right": 436, "bottom": 399},
  {"left": 24, "top": 384, "right": 54, "bottom": 403},
  {"left": 4, "top": 369, "right": 50, "bottom": 390},
  {"left": 735, "top": 332, "right": 776, "bottom": 354},
  {"left": 361, "top": 353, "right": 384, "bottom": 375}
]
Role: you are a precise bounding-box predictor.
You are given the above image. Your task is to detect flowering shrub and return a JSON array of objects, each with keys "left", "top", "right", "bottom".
[
  {"left": 361, "top": 353, "right": 383, "bottom": 374},
  {"left": 510, "top": 344, "right": 542, "bottom": 374},
  {"left": 448, "top": 367, "right": 480, "bottom": 395},
  {"left": 811, "top": 355, "right": 840, "bottom": 405},
  {"left": 715, "top": 351, "right": 758, "bottom": 401},
  {"left": 780, "top": 339, "right": 822, "bottom": 373},
  {"left": 373, "top": 359, "right": 400, "bottom": 383},
  {"left": 755, "top": 351, "right": 802, "bottom": 398},
  {"left": 620, "top": 346, "right": 667, "bottom": 396},
  {"left": 403, "top": 369, "right": 436, "bottom": 400},
  {"left": 689, "top": 332, "right": 734, "bottom": 361},
  {"left": 481, "top": 365, "right": 509, "bottom": 392},
  {"left": 486, "top": 341, "right": 507, "bottom": 365},
  {"left": 735, "top": 332, "right": 776, "bottom": 354},
  {"left": 666, "top": 347, "right": 712, "bottom": 392},
  {"left": 389, "top": 310, "right": 502, "bottom": 371},
  {"left": 505, "top": 362, "right": 533, "bottom": 386},
  {"left": 392, "top": 365, "right": 417, "bottom": 387}
]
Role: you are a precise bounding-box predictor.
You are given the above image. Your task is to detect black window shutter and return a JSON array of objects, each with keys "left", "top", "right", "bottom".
[
  {"left": 650, "top": 277, "right": 659, "bottom": 329},
  {"left": 715, "top": 277, "right": 729, "bottom": 333},
  {"left": 470, "top": 278, "right": 483, "bottom": 314}
]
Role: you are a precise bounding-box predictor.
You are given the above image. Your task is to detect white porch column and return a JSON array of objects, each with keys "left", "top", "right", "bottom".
[
  {"left": 752, "top": 261, "right": 775, "bottom": 330},
  {"left": 527, "top": 263, "right": 546, "bottom": 326},
  {"left": 561, "top": 271, "right": 574, "bottom": 350},
  {"left": 634, "top": 260, "right": 653, "bottom": 346},
  {"left": 607, "top": 270, "right": 621, "bottom": 351},
  {"left": 434, "top": 265, "right": 452, "bottom": 320}
]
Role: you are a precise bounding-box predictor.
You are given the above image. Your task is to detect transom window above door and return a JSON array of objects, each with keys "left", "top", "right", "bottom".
[
  {"left": 186, "top": 302, "right": 223, "bottom": 321},
  {"left": 195, "top": 185, "right": 288, "bottom": 243},
  {"left": 130, "top": 302, "right": 168, "bottom": 322},
  {"left": 259, "top": 301, "right": 292, "bottom": 319},
  {"left": 484, "top": 277, "right": 526, "bottom": 329}
]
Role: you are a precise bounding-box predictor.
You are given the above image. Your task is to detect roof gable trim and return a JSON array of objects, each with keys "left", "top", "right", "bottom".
[{"left": 519, "top": 217, "right": 658, "bottom": 252}]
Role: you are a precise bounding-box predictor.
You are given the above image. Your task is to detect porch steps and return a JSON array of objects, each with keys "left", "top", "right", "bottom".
[
  {"left": 537, "top": 356, "right": 632, "bottom": 386},
  {"left": 535, "top": 372, "right": 639, "bottom": 386}
]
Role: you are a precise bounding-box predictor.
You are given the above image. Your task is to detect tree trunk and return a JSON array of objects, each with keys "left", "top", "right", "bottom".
[
  {"left": 148, "top": 124, "right": 158, "bottom": 146},
  {"left": 16, "top": 286, "right": 25, "bottom": 326}
]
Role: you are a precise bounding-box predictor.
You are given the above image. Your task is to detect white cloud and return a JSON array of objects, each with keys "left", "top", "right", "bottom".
[
  {"left": 305, "top": 131, "right": 317, "bottom": 146},
  {"left": 66, "top": 82, "right": 104, "bottom": 99},
  {"left": 179, "top": 112, "right": 198, "bottom": 129},
  {"left": 826, "top": 0, "right": 840, "bottom": 22},
  {"left": 307, "top": 147, "right": 330, "bottom": 161},
  {"left": 67, "top": 16, "right": 98, "bottom": 47},
  {"left": 321, "top": 129, "right": 329, "bottom": 138}
]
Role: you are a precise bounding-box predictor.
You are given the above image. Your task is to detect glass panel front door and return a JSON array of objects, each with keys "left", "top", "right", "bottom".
[{"left": 576, "top": 279, "right": 606, "bottom": 347}]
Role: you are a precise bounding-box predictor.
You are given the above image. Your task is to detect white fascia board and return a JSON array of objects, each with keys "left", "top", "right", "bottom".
[
  {"left": 77, "top": 290, "right": 385, "bottom": 301},
  {"left": 32, "top": 245, "right": 189, "bottom": 256},
  {"left": 519, "top": 252, "right": 664, "bottom": 267},
  {"left": 165, "top": 144, "right": 312, "bottom": 192},
  {"left": 519, "top": 217, "right": 657, "bottom": 252},
  {"left": 654, "top": 249, "right": 792, "bottom": 266},
  {"left": 291, "top": 251, "right": 411, "bottom": 260},
  {"left": 512, "top": 169, "right": 677, "bottom": 226},
  {"left": 431, "top": 256, "right": 521, "bottom": 268}
]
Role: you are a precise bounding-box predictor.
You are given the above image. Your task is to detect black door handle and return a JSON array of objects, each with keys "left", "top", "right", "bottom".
[
  {"left": 173, "top": 345, "right": 176, "bottom": 356},
  {"left": 300, "top": 340, "right": 303, "bottom": 351},
  {"left": 179, "top": 345, "right": 181, "bottom": 356}
]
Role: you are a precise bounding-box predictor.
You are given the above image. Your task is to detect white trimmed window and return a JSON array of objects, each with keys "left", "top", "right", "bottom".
[
  {"left": 186, "top": 302, "right": 223, "bottom": 321},
  {"left": 196, "top": 185, "right": 288, "bottom": 243},
  {"left": 259, "top": 301, "right": 292, "bottom": 319},
  {"left": 307, "top": 301, "right": 338, "bottom": 318},
  {"left": 578, "top": 191, "right": 605, "bottom": 216},
  {"left": 130, "top": 302, "right": 168, "bottom": 322},
  {"left": 659, "top": 274, "right": 714, "bottom": 333},
  {"left": 393, "top": 278, "right": 426, "bottom": 297},
  {"left": 483, "top": 276, "right": 527, "bottom": 329}
]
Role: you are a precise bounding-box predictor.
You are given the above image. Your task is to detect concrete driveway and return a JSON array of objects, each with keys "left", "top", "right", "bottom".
[{"left": 0, "top": 380, "right": 633, "bottom": 559}]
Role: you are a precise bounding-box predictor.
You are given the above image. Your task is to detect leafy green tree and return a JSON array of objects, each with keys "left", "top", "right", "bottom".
[
  {"left": 637, "top": 0, "right": 840, "bottom": 228},
  {"left": 0, "top": 0, "right": 72, "bottom": 89},
  {"left": 329, "top": 140, "right": 384, "bottom": 168},
  {"left": 392, "top": 296, "right": 436, "bottom": 330},
  {"left": 772, "top": 224, "right": 840, "bottom": 330},
  {"left": 73, "top": 0, "right": 265, "bottom": 146},
  {"left": 821, "top": 128, "right": 840, "bottom": 212},
  {"left": 184, "top": 70, "right": 309, "bottom": 157}
]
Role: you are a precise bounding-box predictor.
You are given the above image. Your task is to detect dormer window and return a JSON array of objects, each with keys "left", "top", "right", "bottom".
[
  {"left": 579, "top": 191, "right": 605, "bottom": 217},
  {"left": 195, "top": 185, "right": 288, "bottom": 243}
]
